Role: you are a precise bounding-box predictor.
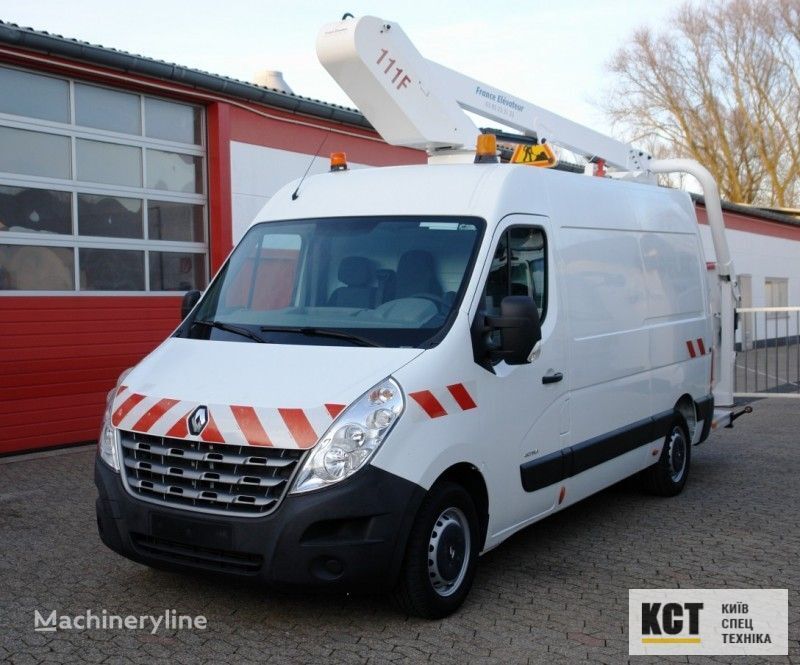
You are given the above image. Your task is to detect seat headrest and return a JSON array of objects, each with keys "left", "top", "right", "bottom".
[
  {"left": 338, "top": 256, "right": 373, "bottom": 287},
  {"left": 398, "top": 249, "right": 434, "bottom": 276},
  {"left": 396, "top": 250, "right": 441, "bottom": 296}
]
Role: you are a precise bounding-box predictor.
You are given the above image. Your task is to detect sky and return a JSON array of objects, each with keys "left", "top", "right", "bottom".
[{"left": 0, "top": 0, "right": 689, "bottom": 137}]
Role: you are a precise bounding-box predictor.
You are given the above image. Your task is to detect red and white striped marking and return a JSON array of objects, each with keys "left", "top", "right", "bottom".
[
  {"left": 686, "top": 338, "right": 707, "bottom": 358},
  {"left": 408, "top": 382, "right": 478, "bottom": 419},
  {"left": 111, "top": 385, "right": 345, "bottom": 449}
]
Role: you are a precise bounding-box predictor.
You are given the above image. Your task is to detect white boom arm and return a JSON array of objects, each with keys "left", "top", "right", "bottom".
[
  {"left": 316, "top": 15, "right": 738, "bottom": 406},
  {"left": 316, "top": 15, "right": 650, "bottom": 170}
]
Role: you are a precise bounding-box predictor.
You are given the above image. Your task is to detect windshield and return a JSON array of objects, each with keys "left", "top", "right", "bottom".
[{"left": 184, "top": 216, "right": 484, "bottom": 348}]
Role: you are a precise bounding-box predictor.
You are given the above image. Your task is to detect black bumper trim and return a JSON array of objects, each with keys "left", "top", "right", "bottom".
[
  {"left": 95, "top": 459, "right": 425, "bottom": 590},
  {"left": 130, "top": 532, "right": 263, "bottom": 573},
  {"left": 696, "top": 394, "right": 714, "bottom": 443},
  {"left": 520, "top": 410, "right": 673, "bottom": 493}
]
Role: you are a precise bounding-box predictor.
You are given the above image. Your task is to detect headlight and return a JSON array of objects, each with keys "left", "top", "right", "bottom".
[
  {"left": 97, "top": 368, "right": 131, "bottom": 472},
  {"left": 291, "top": 377, "right": 404, "bottom": 494}
]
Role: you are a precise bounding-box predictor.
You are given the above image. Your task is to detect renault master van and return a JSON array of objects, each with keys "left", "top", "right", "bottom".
[{"left": 95, "top": 159, "right": 716, "bottom": 618}]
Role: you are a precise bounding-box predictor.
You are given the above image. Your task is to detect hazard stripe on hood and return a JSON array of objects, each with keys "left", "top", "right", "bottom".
[{"left": 111, "top": 385, "right": 345, "bottom": 450}]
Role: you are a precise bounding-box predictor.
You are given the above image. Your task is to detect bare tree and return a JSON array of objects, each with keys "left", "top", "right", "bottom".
[{"left": 604, "top": 0, "right": 799, "bottom": 208}]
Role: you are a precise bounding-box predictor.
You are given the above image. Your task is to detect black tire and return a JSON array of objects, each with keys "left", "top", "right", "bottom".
[
  {"left": 641, "top": 414, "right": 691, "bottom": 496},
  {"left": 393, "top": 481, "right": 479, "bottom": 619}
]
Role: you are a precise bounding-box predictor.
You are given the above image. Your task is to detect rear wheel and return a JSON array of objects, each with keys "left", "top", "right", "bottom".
[
  {"left": 393, "top": 481, "right": 479, "bottom": 619},
  {"left": 641, "top": 415, "right": 691, "bottom": 496}
]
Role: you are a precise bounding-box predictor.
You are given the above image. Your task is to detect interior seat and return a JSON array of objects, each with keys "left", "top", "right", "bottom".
[
  {"left": 327, "top": 256, "right": 377, "bottom": 308},
  {"left": 395, "top": 249, "right": 442, "bottom": 299}
]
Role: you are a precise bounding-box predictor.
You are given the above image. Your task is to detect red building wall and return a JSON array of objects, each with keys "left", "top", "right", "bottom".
[{"left": 1, "top": 297, "right": 180, "bottom": 453}]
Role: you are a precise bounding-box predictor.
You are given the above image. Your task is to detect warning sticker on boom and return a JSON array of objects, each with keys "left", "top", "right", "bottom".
[{"left": 511, "top": 143, "right": 557, "bottom": 167}]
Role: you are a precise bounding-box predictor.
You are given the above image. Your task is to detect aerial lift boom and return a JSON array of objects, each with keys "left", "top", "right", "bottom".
[{"left": 316, "top": 15, "right": 739, "bottom": 411}]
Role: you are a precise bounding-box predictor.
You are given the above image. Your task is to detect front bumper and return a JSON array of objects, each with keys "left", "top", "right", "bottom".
[{"left": 95, "top": 458, "right": 424, "bottom": 591}]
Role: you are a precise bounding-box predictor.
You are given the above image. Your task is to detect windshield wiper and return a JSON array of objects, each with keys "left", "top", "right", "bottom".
[
  {"left": 193, "top": 319, "right": 267, "bottom": 344},
  {"left": 259, "top": 326, "right": 382, "bottom": 347}
]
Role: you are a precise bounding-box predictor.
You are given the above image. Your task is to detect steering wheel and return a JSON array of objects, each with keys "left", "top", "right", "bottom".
[{"left": 405, "top": 293, "right": 449, "bottom": 314}]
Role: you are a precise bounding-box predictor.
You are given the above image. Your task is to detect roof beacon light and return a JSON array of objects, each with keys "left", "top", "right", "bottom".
[
  {"left": 330, "top": 152, "right": 348, "bottom": 171},
  {"left": 474, "top": 134, "right": 498, "bottom": 164}
]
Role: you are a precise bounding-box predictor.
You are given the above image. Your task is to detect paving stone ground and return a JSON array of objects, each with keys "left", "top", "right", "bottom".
[{"left": 1, "top": 397, "right": 798, "bottom": 664}]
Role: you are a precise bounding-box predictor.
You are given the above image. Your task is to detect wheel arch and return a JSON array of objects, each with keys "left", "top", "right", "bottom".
[
  {"left": 674, "top": 393, "right": 698, "bottom": 441},
  {"left": 433, "top": 463, "right": 489, "bottom": 550}
]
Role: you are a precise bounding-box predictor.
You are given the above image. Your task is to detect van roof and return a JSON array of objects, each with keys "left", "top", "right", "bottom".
[{"left": 258, "top": 162, "right": 693, "bottom": 228}]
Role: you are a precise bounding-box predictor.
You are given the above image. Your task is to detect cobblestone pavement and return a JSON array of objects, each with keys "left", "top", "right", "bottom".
[{"left": 1, "top": 398, "right": 798, "bottom": 664}]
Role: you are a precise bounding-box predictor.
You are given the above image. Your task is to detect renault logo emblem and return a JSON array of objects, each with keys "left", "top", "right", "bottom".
[{"left": 188, "top": 406, "right": 209, "bottom": 435}]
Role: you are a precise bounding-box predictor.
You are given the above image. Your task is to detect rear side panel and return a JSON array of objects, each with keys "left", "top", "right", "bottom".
[
  {"left": 555, "top": 177, "right": 652, "bottom": 445},
  {"left": 629, "top": 187, "right": 713, "bottom": 427},
  {"left": 551, "top": 179, "right": 711, "bottom": 503}
]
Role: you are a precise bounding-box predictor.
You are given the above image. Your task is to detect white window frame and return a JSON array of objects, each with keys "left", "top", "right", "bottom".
[{"left": 0, "top": 64, "right": 209, "bottom": 296}]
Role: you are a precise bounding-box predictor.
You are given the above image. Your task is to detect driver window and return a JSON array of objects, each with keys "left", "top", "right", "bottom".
[
  {"left": 484, "top": 233, "right": 508, "bottom": 316},
  {"left": 481, "top": 226, "right": 547, "bottom": 321}
]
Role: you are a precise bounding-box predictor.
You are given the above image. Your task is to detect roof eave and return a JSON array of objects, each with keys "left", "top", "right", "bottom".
[
  {"left": 0, "top": 21, "right": 373, "bottom": 130},
  {"left": 692, "top": 193, "right": 800, "bottom": 229}
]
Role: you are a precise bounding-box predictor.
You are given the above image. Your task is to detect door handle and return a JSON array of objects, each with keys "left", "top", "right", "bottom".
[{"left": 542, "top": 372, "right": 563, "bottom": 384}]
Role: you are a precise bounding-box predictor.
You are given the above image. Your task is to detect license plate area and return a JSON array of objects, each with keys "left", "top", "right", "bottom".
[{"left": 150, "top": 513, "right": 232, "bottom": 549}]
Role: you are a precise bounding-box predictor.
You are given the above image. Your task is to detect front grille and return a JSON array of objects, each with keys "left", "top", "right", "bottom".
[
  {"left": 119, "top": 430, "right": 305, "bottom": 516},
  {"left": 130, "top": 533, "right": 263, "bottom": 573}
]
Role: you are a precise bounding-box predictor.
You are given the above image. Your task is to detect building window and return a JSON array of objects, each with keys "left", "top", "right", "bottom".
[
  {"left": 144, "top": 97, "right": 202, "bottom": 144},
  {"left": 0, "top": 244, "right": 74, "bottom": 290},
  {"left": 0, "top": 64, "right": 207, "bottom": 294},
  {"left": 0, "top": 126, "right": 71, "bottom": 179},
  {"left": 765, "top": 277, "right": 789, "bottom": 318},
  {"left": 74, "top": 83, "right": 141, "bottom": 135},
  {"left": 0, "top": 184, "right": 72, "bottom": 235},
  {"left": 77, "top": 195, "right": 143, "bottom": 239},
  {"left": 0, "top": 66, "right": 69, "bottom": 123},
  {"left": 146, "top": 149, "right": 203, "bottom": 193},
  {"left": 76, "top": 139, "right": 143, "bottom": 187}
]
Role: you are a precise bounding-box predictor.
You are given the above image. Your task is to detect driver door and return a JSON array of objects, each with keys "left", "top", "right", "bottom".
[{"left": 474, "top": 215, "right": 570, "bottom": 538}]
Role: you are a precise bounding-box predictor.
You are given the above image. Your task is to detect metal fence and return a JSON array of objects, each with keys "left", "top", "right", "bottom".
[{"left": 735, "top": 307, "right": 800, "bottom": 397}]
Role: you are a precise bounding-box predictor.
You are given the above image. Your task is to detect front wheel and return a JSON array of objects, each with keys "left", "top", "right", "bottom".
[
  {"left": 641, "top": 414, "right": 691, "bottom": 496},
  {"left": 393, "top": 481, "right": 479, "bottom": 619}
]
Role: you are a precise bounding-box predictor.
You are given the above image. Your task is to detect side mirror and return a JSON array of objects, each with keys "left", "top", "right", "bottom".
[
  {"left": 485, "top": 296, "right": 542, "bottom": 365},
  {"left": 181, "top": 290, "right": 201, "bottom": 320}
]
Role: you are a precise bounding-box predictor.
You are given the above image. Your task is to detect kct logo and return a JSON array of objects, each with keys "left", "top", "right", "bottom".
[
  {"left": 641, "top": 602, "right": 704, "bottom": 644},
  {"left": 629, "top": 589, "right": 788, "bottom": 656}
]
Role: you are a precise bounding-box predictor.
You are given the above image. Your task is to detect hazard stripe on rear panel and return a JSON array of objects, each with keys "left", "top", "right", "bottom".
[{"left": 687, "top": 338, "right": 707, "bottom": 358}]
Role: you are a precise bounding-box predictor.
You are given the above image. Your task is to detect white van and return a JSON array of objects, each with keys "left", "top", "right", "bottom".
[{"left": 95, "top": 159, "right": 716, "bottom": 617}]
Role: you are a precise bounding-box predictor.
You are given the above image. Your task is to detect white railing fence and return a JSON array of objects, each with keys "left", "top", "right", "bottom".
[{"left": 735, "top": 307, "right": 800, "bottom": 398}]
